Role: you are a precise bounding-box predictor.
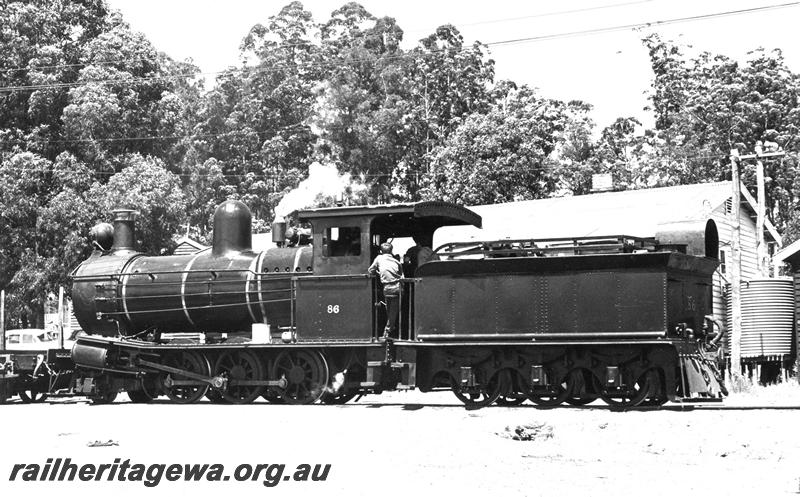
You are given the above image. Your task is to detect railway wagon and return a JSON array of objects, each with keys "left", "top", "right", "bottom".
[{"left": 66, "top": 199, "right": 725, "bottom": 408}]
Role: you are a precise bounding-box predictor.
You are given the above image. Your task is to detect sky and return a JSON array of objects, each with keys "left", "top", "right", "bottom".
[{"left": 105, "top": 0, "right": 800, "bottom": 130}]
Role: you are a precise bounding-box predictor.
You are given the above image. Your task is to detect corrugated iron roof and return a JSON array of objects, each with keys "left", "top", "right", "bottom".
[{"left": 436, "top": 181, "right": 775, "bottom": 244}]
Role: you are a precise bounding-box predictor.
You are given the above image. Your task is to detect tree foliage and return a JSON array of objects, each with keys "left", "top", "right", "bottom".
[
  {"left": 641, "top": 34, "right": 800, "bottom": 236},
  {"left": 421, "top": 86, "right": 591, "bottom": 204},
  {"left": 3, "top": 2, "right": 800, "bottom": 326}
]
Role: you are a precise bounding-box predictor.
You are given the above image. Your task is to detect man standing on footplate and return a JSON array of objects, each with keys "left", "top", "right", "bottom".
[{"left": 368, "top": 242, "right": 403, "bottom": 339}]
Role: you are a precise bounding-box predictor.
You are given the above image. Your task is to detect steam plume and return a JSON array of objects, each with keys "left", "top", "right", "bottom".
[{"left": 274, "top": 162, "right": 366, "bottom": 218}]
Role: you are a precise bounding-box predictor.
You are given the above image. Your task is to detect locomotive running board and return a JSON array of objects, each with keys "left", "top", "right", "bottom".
[{"left": 416, "top": 332, "right": 666, "bottom": 340}]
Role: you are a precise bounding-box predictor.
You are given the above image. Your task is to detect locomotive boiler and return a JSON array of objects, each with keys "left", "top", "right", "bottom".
[
  {"left": 72, "top": 201, "right": 311, "bottom": 338},
  {"left": 65, "top": 199, "right": 726, "bottom": 408}
]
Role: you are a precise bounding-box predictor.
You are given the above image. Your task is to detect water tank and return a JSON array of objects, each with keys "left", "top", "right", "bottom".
[{"left": 726, "top": 278, "right": 794, "bottom": 358}]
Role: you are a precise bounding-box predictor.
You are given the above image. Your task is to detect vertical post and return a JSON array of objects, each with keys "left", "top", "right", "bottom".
[
  {"left": 0, "top": 289, "right": 5, "bottom": 350},
  {"left": 755, "top": 143, "right": 767, "bottom": 276},
  {"left": 729, "top": 150, "right": 743, "bottom": 380},
  {"left": 58, "top": 286, "right": 65, "bottom": 349}
]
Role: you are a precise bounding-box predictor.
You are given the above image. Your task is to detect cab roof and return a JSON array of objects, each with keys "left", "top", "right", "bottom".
[{"left": 297, "top": 201, "right": 482, "bottom": 233}]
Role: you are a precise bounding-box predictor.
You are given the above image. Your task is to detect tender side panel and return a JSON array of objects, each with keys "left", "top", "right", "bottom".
[
  {"left": 666, "top": 269, "right": 713, "bottom": 334},
  {"left": 415, "top": 265, "right": 668, "bottom": 338}
]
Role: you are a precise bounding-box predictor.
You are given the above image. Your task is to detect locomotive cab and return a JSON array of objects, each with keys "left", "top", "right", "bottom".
[{"left": 293, "top": 202, "right": 482, "bottom": 340}]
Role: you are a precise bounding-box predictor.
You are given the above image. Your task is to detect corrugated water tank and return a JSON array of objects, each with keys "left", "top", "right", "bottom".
[{"left": 726, "top": 278, "right": 794, "bottom": 358}]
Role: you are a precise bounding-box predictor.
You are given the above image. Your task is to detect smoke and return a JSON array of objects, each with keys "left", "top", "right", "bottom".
[
  {"left": 274, "top": 162, "right": 367, "bottom": 219},
  {"left": 326, "top": 371, "right": 346, "bottom": 394}
]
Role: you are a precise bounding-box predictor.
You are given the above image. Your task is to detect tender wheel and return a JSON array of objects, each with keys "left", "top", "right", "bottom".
[
  {"left": 271, "top": 349, "right": 329, "bottom": 405},
  {"left": 564, "top": 370, "right": 600, "bottom": 406},
  {"left": 526, "top": 370, "right": 574, "bottom": 407},
  {"left": 19, "top": 389, "right": 48, "bottom": 403},
  {"left": 565, "top": 395, "right": 599, "bottom": 406},
  {"left": 495, "top": 394, "right": 527, "bottom": 406},
  {"left": 600, "top": 370, "right": 655, "bottom": 408},
  {"left": 161, "top": 351, "right": 210, "bottom": 404},
  {"left": 215, "top": 350, "right": 264, "bottom": 404},
  {"left": 494, "top": 370, "right": 527, "bottom": 406},
  {"left": 639, "top": 396, "right": 669, "bottom": 407},
  {"left": 452, "top": 370, "right": 506, "bottom": 409},
  {"left": 639, "top": 371, "right": 668, "bottom": 406}
]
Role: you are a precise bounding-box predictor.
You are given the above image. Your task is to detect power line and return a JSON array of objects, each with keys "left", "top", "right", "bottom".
[
  {"left": 1, "top": 2, "right": 797, "bottom": 93},
  {"left": 487, "top": 1, "right": 800, "bottom": 46},
  {"left": 0, "top": 154, "right": 730, "bottom": 179},
  {"left": 401, "top": 0, "right": 656, "bottom": 32},
  {"left": 0, "top": 0, "right": 652, "bottom": 75},
  {"left": 0, "top": 128, "right": 273, "bottom": 145}
]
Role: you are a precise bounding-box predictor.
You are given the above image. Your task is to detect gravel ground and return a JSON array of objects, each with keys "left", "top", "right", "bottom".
[{"left": 3, "top": 389, "right": 800, "bottom": 497}]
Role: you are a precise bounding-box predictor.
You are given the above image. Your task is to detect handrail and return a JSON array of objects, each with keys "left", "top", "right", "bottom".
[
  {"left": 72, "top": 268, "right": 311, "bottom": 282},
  {"left": 435, "top": 234, "right": 663, "bottom": 260}
]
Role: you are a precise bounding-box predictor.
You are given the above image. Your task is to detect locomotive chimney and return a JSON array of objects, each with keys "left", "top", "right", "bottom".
[
  {"left": 212, "top": 200, "right": 252, "bottom": 256},
  {"left": 111, "top": 209, "right": 138, "bottom": 253},
  {"left": 272, "top": 216, "right": 287, "bottom": 248}
]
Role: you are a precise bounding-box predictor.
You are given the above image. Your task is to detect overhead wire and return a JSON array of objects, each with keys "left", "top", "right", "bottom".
[
  {"left": 0, "top": 0, "right": 653, "bottom": 75},
  {"left": 0, "top": 152, "right": 732, "bottom": 180},
  {"left": 0, "top": 2, "right": 791, "bottom": 183},
  {"left": 486, "top": 1, "right": 800, "bottom": 46},
  {"left": 435, "top": 0, "right": 656, "bottom": 29},
  {"left": 0, "top": 2, "right": 797, "bottom": 93}
]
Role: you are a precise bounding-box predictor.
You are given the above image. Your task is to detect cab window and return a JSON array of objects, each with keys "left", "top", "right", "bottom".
[
  {"left": 22, "top": 334, "right": 35, "bottom": 344},
  {"left": 7, "top": 334, "right": 19, "bottom": 344},
  {"left": 323, "top": 226, "right": 361, "bottom": 257}
]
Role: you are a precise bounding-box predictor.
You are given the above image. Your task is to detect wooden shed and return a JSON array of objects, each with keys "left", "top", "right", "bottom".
[
  {"left": 773, "top": 240, "right": 800, "bottom": 370},
  {"left": 173, "top": 236, "right": 208, "bottom": 256},
  {"left": 435, "top": 181, "right": 782, "bottom": 331}
]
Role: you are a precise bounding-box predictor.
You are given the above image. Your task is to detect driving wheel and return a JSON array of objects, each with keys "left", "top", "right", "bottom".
[
  {"left": 271, "top": 349, "right": 329, "bottom": 405},
  {"left": 215, "top": 350, "right": 265, "bottom": 404},
  {"left": 161, "top": 351, "right": 210, "bottom": 404}
]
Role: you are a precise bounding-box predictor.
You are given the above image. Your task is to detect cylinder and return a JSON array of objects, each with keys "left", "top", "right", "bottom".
[{"left": 72, "top": 342, "right": 109, "bottom": 368}]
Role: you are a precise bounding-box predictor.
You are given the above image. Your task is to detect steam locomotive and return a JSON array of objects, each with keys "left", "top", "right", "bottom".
[{"left": 61, "top": 199, "right": 725, "bottom": 407}]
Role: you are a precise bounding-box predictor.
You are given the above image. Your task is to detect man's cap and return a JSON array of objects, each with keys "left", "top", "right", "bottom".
[{"left": 380, "top": 242, "right": 393, "bottom": 253}]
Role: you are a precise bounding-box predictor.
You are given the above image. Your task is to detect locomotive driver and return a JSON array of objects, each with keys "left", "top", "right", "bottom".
[{"left": 368, "top": 242, "right": 403, "bottom": 339}]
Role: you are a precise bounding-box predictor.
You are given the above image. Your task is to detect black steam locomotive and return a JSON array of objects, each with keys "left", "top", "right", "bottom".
[{"left": 63, "top": 199, "right": 725, "bottom": 407}]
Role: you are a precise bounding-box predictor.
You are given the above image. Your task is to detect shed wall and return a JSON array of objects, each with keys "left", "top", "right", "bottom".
[{"left": 712, "top": 202, "right": 760, "bottom": 332}]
